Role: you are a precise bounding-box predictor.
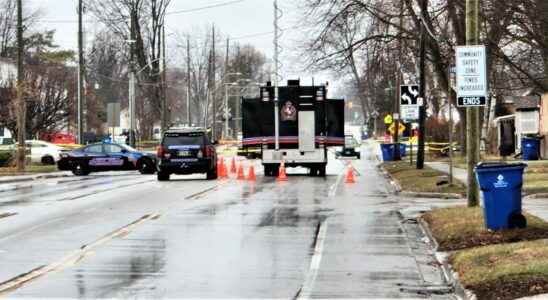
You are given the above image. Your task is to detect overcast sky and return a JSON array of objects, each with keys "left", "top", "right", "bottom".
[{"left": 27, "top": 0, "right": 340, "bottom": 95}]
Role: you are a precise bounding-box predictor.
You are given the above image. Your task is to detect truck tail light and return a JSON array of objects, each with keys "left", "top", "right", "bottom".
[
  {"left": 157, "top": 145, "right": 167, "bottom": 158},
  {"left": 204, "top": 146, "right": 214, "bottom": 157}
]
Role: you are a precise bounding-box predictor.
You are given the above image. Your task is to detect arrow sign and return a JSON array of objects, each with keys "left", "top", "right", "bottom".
[{"left": 400, "top": 85, "right": 419, "bottom": 106}]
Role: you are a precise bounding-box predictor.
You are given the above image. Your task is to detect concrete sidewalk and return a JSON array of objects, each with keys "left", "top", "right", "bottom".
[{"left": 426, "top": 162, "right": 467, "bottom": 183}]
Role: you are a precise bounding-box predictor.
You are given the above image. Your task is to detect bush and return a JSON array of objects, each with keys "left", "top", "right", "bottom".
[{"left": 0, "top": 151, "right": 13, "bottom": 167}]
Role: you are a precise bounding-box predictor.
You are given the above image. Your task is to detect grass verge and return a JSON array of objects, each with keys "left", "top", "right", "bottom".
[
  {"left": 423, "top": 206, "right": 548, "bottom": 251},
  {"left": 382, "top": 160, "right": 465, "bottom": 195},
  {"left": 0, "top": 164, "right": 59, "bottom": 176},
  {"left": 450, "top": 240, "right": 548, "bottom": 300}
]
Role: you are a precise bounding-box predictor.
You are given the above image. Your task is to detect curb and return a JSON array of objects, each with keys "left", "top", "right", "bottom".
[
  {"left": 377, "top": 164, "right": 402, "bottom": 193},
  {"left": 417, "top": 217, "right": 477, "bottom": 300},
  {"left": 378, "top": 164, "right": 463, "bottom": 199},
  {"left": 400, "top": 191, "right": 464, "bottom": 199},
  {"left": 0, "top": 172, "right": 71, "bottom": 185}
]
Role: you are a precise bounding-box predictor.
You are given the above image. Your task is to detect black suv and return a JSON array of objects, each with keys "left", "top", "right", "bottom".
[{"left": 156, "top": 127, "right": 217, "bottom": 181}]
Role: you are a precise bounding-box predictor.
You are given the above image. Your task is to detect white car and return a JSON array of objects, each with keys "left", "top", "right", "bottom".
[{"left": 25, "top": 140, "right": 64, "bottom": 165}]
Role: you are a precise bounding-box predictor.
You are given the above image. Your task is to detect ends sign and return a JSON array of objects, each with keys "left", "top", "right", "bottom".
[{"left": 456, "top": 45, "right": 487, "bottom": 107}]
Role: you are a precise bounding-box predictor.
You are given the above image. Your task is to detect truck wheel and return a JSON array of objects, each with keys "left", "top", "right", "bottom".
[
  {"left": 41, "top": 155, "right": 55, "bottom": 165},
  {"left": 138, "top": 158, "right": 155, "bottom": 174},
  {"left": 157, "top": 171, "right": 170, "bottom": 181},
  {"left": 206, "top": 169, "right": 218, "bottom": 180},
  {"left": 264, "top": 164, "right": 279, "bottom": 177},
  {"left": 264, "top": 165, "right": 273, "bottom": 176},
  {"left": 319, "top": 165, "right": 326, "bottom": 177}
]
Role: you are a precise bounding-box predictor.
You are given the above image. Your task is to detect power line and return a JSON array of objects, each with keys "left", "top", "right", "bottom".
[
  {"left": 166, "top": 0, "right": 247, "bottom": 16},
  {"left": 37, "top": 0, "right": 247, "bottom": 23}
]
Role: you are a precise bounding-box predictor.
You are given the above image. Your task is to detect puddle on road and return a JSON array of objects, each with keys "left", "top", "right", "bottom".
[{"left": 73, "top": 237, "right": 167, "bottom": 299}]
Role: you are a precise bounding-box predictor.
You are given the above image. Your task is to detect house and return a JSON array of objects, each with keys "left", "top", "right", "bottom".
[
  {"left": 493, "top": 95, "right": 540, "bottom": 156},
  {"left": 0, "top": 127, "right": 11, "bottom": 139},
  {"left": 540, "top": 94, "right": 548, "bottom": 158}
]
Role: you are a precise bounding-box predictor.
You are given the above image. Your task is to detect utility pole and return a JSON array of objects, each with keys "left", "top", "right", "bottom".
[
  {"left": 273, "top": 0, "right": 280, "bottom": 151},
  {"left": 391, "top": 80, "right": 401, "bottom": 161},
  {"left": 466, "top": 0, "right": 480, "bottom": 206},
  {"left": 161, "top": 24, "right": 168, "bottom": 133},
  {"left": 224, "top": 37, "right": 230, "bottom": 140},
  {"left": 186, "top": 37, "right": 191, "bottom": 126},
  {"left": 448, "top": 67, "right": 454, "bottom": 186},
  {"left": 416, "top": 0, "right": 427, "bottom": 169},
  {"left": 15, "top": 0, "right": 25, "bottom": 172},
  {"left": 77, "top": 0, "right": 85, "bottom": 145},
  {"left": 211, "top": 25, "right": 217, "bottom": 143},
  {"left": 128, "top": 7, "right": 136, "bottom": 147}
]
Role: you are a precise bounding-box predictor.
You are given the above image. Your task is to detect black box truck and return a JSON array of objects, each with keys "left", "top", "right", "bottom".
[{"left": 241, "top": 79, "right": 344, "bottom": 176}]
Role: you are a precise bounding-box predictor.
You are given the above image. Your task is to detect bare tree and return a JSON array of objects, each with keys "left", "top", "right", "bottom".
[{"left": 87, "top": 0, "right": 171, "bottom": 139}]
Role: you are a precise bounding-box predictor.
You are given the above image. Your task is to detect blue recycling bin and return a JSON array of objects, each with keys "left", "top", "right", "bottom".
[
  {"left": 475, "top": 163, "right": 527, "bottom": 230},
  {"left": 380, "top": 143, "right": 396, "bottom": 161},
  {"left": 521, "top": 137, "right": 540, "bottom": 160},
  {"left": 399, "top": 143, "right": 407, "bottom": 157}
]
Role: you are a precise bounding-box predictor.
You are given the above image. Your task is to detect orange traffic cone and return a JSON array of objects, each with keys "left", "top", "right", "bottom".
[
  {"left": 277, "top": 161, "right": 288, "bottom": 181},
  {"left": 217, "top": 158, "right": 223, "bottom": 178},
  {"left": 237, "top": 163, "right": 245, "bottom": 180},
  {"left": 230, "top": 157, "right": 237, "bottom": 174},
  {"left": 345, "top": 164, "right": 355, "bottom": 184},
  {"left": 247, "top": 165, "right": 256, "bottom": 181},
  {"left": 220, "top": 158, "right": 228, "bottom": 178}
]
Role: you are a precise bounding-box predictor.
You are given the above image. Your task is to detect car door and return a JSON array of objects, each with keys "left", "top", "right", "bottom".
[
  {"left": 27, "top": 141, "right": 45, "bottom": 164},
  {"left": 102, "top": 144, "right": 129, "bottom": 171},
  {"left": 83, "top": 144, "right": 109, "bottom": 171}
]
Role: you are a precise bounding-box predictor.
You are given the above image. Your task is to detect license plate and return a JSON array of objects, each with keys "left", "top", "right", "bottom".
[{"left": 178, "top": 150, "right": 191, "bottom": 156}]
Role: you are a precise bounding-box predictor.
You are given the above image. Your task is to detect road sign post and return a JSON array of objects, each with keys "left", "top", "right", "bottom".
[{"left": 463, "top": 0, "right": 482, "bottom": 207}]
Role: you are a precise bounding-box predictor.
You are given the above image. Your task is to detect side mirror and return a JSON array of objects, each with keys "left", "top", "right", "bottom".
[{"left": 121, "top": 149, "right": 128, "bottom": 153}]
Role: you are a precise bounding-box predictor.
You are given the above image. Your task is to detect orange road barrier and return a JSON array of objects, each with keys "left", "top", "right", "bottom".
[
  {"left": 345, "top": 164, "right": 355, "bottom": 184},
  {"left": 237, "top": 163, "right": 245, "bottom": 180},
  {"left": 230, "top": 157, "right": 237, "bottom": 174},
  {"left": 247, "top": 165, "right": 256, "bottom": 181},
  {"left": 277, "top": 161, "right": 288, "bottom": 181}
]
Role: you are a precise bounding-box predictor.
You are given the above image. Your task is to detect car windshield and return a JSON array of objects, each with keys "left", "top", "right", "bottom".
[
  {"left": 163, "top": 133, "right": 204, "bottom": 146},
  {"left": 344, "top": 136, "right": 357, "bottom": 147}
]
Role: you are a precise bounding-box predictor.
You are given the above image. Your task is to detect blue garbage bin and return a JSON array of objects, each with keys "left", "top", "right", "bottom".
[
  {"left": 521, "top": 137, "right": 540, "bottom": 160},
  {"left": 399, "top": 143, "right": 407, "bottom": 157},
  {"left": 380, "top": 144, "right": 396, "bottom": 161},
  {"left": 475, "top": 163, "right": 527, "bottom": 230}
]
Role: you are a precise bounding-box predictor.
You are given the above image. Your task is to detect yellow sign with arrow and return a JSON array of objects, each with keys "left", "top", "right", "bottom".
[{"left": 388, "top": 122, "right": 406, "bottom": 135}]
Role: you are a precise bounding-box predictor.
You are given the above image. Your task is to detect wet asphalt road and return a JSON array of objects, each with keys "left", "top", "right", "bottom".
[{"left": 0, "top": 144, "right": 456, "bottom": 299}]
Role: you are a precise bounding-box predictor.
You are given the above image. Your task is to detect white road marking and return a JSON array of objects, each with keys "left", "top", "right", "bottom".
[{"left": 298, "top": 219, "right": 328, "bottom": 300}]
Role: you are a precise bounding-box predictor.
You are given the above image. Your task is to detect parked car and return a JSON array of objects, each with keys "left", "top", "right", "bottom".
[
  {"left": 57, "top": 142, "right": 157, "bottom": 176},
  {"left": 156, "top": 127, "right": 217, "bottom": 181},
  {"left": 0, "top": 137, "right": 15, "bottom": 152},
  {"left": 336, "top": 135, "right": 361, "bottom": 159},
  {"left": 25, "top": 140, "right": 65, "bottom": 165}
]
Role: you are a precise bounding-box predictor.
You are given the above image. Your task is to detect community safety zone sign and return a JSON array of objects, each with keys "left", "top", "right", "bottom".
[{"left": 456, "top": 45, "right": 487, "bottom": 107}]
